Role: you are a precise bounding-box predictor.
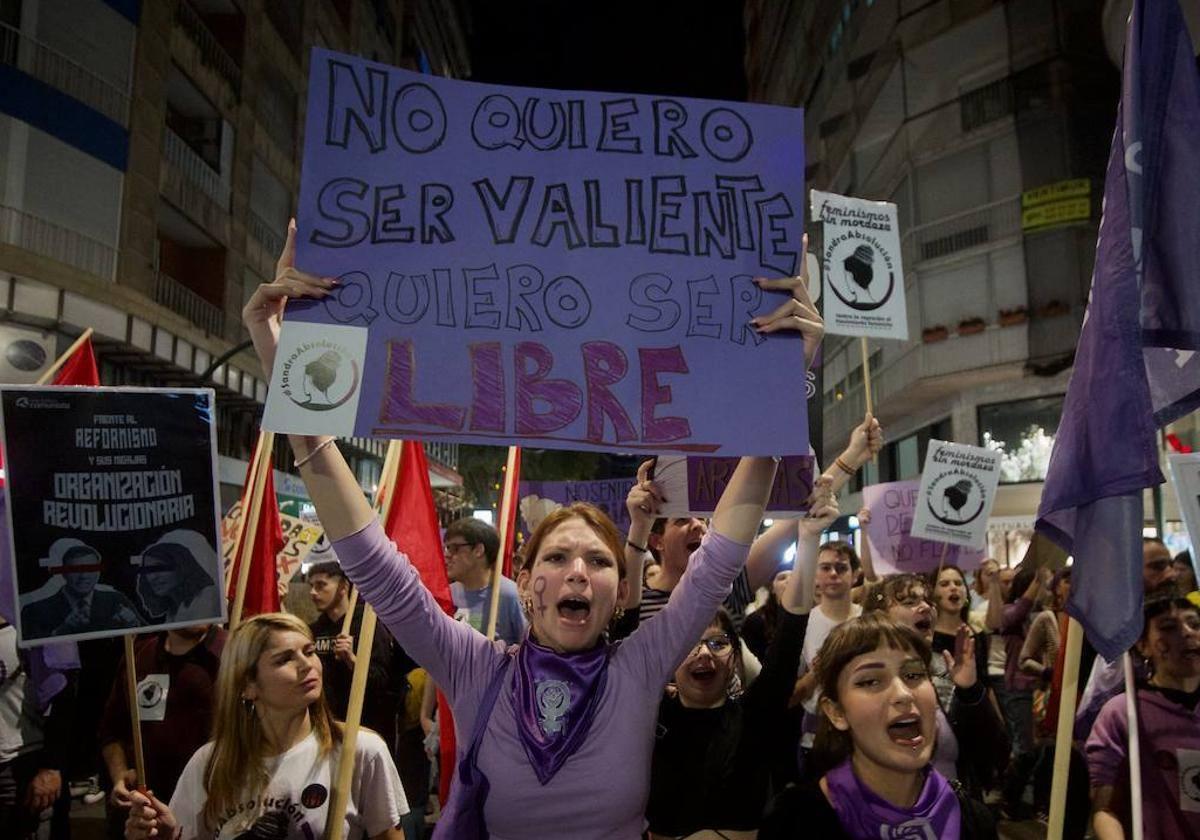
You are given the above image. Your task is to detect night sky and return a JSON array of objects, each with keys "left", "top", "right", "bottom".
[{"left": 466, "top": 0, "right": 748, "bottom": 101}]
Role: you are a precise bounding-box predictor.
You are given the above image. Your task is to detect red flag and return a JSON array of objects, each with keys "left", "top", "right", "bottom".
[
  {"left": 227, "top": 436, "right": 284, "bottom": 618},
  {"left": 500, "top": 447, "right": 522, "bottom": 578},
  {"left": 379, "top": 440, "right": 457, "bottom": 801},
  {"left": 52, "top": 336, "right": 99, "bottom": 386},
  {"left": 381, "top": 440, "right": 454, "bottom": 614}
]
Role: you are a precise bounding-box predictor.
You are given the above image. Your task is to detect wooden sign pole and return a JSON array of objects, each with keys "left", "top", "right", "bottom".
[{"left": 486, "top": 445, "right": 521, "bottom": 640}]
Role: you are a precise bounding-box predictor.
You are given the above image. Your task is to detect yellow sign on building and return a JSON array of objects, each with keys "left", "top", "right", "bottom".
[{"left": 1021, "top": 179, "right": 1092, "bottom": 231}]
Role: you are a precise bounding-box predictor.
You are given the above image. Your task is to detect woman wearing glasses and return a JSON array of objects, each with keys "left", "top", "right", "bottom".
[{"left": 645, "top": 480, "right": 838, "bottom": 839}]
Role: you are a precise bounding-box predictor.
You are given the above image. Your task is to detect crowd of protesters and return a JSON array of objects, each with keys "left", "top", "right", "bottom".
[{"left": 0, "top": 227, "right": 1196, "bottom": 840}]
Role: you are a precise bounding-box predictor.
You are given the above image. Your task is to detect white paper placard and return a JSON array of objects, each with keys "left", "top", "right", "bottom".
[
  {"left": 811, "top": 189, "right": 908, "bottom": 340},
  {"left": 909, "top": 440, "right": 1002, "bottom": 550}
]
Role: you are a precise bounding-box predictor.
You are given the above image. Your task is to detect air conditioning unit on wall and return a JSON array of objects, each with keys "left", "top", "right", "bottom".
[{"left": 0, "top": 325, "right": 56, "bottom": 384}]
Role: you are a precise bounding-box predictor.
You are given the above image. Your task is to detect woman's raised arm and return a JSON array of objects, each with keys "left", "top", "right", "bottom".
[{"left": 242, "top": 221, "right": 375, "bottom": 541}]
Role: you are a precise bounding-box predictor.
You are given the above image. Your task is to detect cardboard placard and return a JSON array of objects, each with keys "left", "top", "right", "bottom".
[
  {"left": 811, "top": 190, "right": 908, "bottom": 340},
  {"left": 263, "top": 48, "right": 810, "bottom": 456},
  {"left": 861, "top": 479, "right": 986, "bottom": 574},
  {"left": 909, "top": 440, "right": 1002, "bottom": 550},
  {"left": 1, "top": 387, "right": 223, "bottom": 646}
]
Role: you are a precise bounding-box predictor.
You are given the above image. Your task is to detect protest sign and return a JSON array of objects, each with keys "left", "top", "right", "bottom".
[
  {"left": 0, "top": 387, "right": 223, "bottom": 646},
  {"left": 1168, "top": 453, "right": 1200, "bottom": 552},
  {"left": 862, "top": 480, "right": 986, "bottom": 574},
  {"left": 220, "top": 500, "right": 324, "bottom": 596},
  {"left": 263, "top": 48, "right": 809, "bottom": 456},
  {"left": 517, "top": 478, "right": 636, "bottom": 537},
  {"left": 811, "top": 190, "right": 907, "bottom": 340},
  {"left": 653, "top": 454, "right": 815, "bottom": 518},
  {"left": 909, "top": 440, "right": 1002, "bottom": 550}
]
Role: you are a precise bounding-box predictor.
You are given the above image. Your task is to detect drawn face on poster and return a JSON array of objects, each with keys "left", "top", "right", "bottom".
[{"left": 1, "top": 387, "right": 224, "bottom": 646}]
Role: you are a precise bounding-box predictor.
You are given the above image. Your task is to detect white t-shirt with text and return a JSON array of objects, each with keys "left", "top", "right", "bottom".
[{"left": 169, "top": 729, "right": 407, "bottom": 840}]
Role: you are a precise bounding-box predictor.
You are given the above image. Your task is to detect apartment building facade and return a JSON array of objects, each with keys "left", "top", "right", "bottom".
[{"left": 0, "top": 0, "right": 470, "bottom": 515}]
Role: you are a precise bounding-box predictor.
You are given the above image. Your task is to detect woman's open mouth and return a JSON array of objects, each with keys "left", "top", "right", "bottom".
[
  {"left": 557, "top": 596, "right": 591, "bottom": 626},
  {"left": 886, "top": 714, "right": 925, "bottom": 748}
]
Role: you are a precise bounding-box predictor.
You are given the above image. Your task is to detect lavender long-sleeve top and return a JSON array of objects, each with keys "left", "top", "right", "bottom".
[{"left": 333, "top": 519, "right": 750, "bottom": 840}]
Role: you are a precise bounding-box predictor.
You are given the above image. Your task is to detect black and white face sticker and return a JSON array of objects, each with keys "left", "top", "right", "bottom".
[
  {"left": 1180, "top": 748, "right": 1200, "bottom": 813},
  {"left": 136, "top": 674, "right": 169, "bottom": 722}
]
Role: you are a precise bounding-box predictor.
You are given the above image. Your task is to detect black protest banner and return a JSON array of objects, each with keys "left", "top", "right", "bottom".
[{"left": 1, "top": 387, "right": 223, "bottom": 646}]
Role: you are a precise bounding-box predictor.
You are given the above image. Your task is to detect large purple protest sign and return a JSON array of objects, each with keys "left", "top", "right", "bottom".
[
  {"left": 262, "top": 48, "right": 808, "bottom": 456},
  {"left": 862, "top": 480, "right": 985, "bottom": 575},
  {"left": 517, "top": 479, "right": 636, "bottom": 537}
]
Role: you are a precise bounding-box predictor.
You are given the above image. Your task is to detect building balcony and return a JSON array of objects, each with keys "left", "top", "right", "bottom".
[
  {"left": 0, "top": 21, "right": 130, "bottom": 127},
  {"left": 902, "top": 194, "right": 1023, "bottom": 267},
  {"left": 0, "top": 203, "right": 116, "bottom": 280},
  {"left": 173, "top": 0, "right": 241, "bottom": 96},
  {"left": 153, "top": 271, "right": 226, "bottom": 336},
  {"left": 162, "top": 128, "right": 231, "bottom": 210}
]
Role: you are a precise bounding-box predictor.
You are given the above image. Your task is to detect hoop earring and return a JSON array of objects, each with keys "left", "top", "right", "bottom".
[{"left": 242, "top": 697, "right": 256, "bottom": 715}]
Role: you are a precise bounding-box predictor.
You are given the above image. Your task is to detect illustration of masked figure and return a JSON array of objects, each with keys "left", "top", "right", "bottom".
[
  {"left": 135, "top": 530, "right": 221, "bottom": 623},
  {"left": 20, "top": 538, "right": 142, "bottom": 639}
]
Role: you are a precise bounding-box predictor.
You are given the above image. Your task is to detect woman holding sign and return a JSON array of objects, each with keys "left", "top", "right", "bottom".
[{"left": 238, "top": 225, "right": 820, "bottom": 838}]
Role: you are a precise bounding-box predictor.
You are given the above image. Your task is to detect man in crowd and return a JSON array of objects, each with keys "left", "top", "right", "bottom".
[
  {"left": 99, "top": 624, "right": 225, "bottom": 838},
  {"left": 306, "top": 550, "right": 413, "bottom": 739},
  {"left": 443, "top": 517, "right": 526, "bottom": 644}
]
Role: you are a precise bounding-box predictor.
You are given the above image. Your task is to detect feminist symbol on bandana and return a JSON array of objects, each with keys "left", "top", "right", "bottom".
[
  {"left": 536, "top": 679, "right": 572, "bottom": 737},
  {"left": 883, "top": 819, "right": 936, "bottom": 839}
]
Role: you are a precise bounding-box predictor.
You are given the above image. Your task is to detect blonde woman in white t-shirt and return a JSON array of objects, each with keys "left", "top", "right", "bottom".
[{"left": 125, "top": 612, "right": 407, "bottom": 840}]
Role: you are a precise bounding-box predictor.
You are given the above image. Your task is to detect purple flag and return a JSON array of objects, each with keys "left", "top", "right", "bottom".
[{"left": 1036, "top": 0, "right": 1200, "bottom": 661}]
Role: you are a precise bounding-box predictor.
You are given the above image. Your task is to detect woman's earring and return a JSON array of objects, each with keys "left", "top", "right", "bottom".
[
  {"left": 242, "top": 696, "right": 256, "bottom": 715},
  {"left": 611, "top": 606, "right": 625, "bottom": 623},
  {"left": 520, "top": 594, "right": 534, "bottom": 618}
]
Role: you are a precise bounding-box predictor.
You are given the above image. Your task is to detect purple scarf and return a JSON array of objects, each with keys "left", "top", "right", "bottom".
[
  {"left": 513, "top": 636, "right": 610, "bottom": 784},
  {"left": 825, "top": 759, "right": 960, "bottom": 840}
]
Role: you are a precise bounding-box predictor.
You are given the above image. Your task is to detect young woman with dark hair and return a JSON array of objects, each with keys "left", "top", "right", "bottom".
[
  {"left": 1086, "top": 587, "right": 1200, "bottom": 839},
  {"left": 928, "top": 565, "right": 992, "bottom": 711},
  {"left": 861, "top": 574, "right": 1009, "bottom": 797},
  {"left": 760, "top": 614, "right": 997, "bottom": 839}
]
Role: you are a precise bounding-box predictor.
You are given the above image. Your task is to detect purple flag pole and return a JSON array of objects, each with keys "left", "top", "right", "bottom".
[{"left": 1036, "top": 0, "right": 1200, "bottom": 661}]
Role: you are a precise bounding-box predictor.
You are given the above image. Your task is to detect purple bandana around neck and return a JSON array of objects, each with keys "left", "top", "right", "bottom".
[
  {"left": 513, "top": 636, "right": 610, "bottom": 785},
  {"left": 825, "top": 758, "right": 960, "bottom": 840}
]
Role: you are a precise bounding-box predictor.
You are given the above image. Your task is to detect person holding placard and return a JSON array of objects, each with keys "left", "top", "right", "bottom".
[
  {"left": 1086, "top": 587, "right": 1200, "bottom": 840},
  {"left": 239, "top": 225, "right": 812, "bottom": 838},
  {"left": 124, "top": 612, "right": 407, "bottom": 840},
  {"left": 759, "top": 614, "right": 997, "bottom": 839},
  {"left": 645, "top": 478, "right": 837, "bottom": 839}
]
